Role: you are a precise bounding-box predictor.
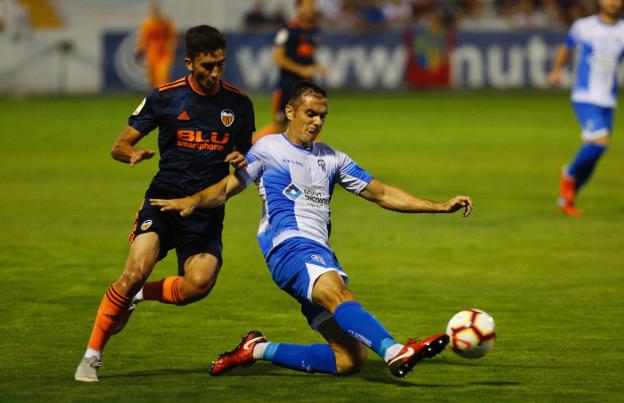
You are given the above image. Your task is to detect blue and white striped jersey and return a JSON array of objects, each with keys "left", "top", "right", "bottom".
[
  {"left": 237, "top": 134, "right": 373, "bottom": 257},
  {"left": 566, "top": 15, "right": 624, "bottom": 108}
]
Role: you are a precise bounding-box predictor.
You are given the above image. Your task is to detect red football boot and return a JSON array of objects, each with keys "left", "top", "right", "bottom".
[
  {"left": 558, "top": 200, "right": 583, "bottom": 217},
  {"left": 210, "top": 331, "right": 268, "bottom": 376},
  {"left": 558, "top": 171, "right": 583, "bottom": 217},
  {"left": 559, "top": 173, "right": 577, "bottom": 205},
  {"left": 388, "top": 333, "right": 449, "bottom": 378}
]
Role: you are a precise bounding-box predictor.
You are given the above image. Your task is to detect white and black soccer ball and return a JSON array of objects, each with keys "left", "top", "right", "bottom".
[{"left": 446, "top": 309, "right": 496, "bottom": 359}]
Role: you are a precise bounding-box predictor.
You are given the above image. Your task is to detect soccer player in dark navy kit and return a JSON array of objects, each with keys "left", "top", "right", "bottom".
[
  {"left": 253, "top": 0, "right": 326, "bottom": 142},
  {"left": 75, "top": 25, "right": 255, "bottom": 382}
]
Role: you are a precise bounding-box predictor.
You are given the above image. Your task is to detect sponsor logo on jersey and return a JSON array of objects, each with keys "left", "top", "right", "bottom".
[
  {"left": 176, "top": 130, "right": 230, "bottom": 151},
  {"left": 221, "top": 109, "right": 235, "bottom": 127},
  {"left": 587, "top": 54, "right": 617, "bottom": 70},
  {"left": 283, "top": 183, "right": 303, "bottom": 200},
  {"left": 140, "top": 220, "right": 153, "bottom": 231},
  {"left": 283, "top": 183, "right": 330, "bottom": 207},
  {"left": 311, "top": 255, "right": 326, "bottom": 265},
  {"left": 177, "top": 111, "right": 191, "bottom": 120}
]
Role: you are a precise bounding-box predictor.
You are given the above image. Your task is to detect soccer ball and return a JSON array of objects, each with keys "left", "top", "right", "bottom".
[{"left": 446, "top": 309, "right": 496, "bottom": 358}]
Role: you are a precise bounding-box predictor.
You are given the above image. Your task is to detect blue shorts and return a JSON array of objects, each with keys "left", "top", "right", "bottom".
[
  {"left": 572, "top": 102, "right": 614, "bottom": 141},
  {"left": 130, "top": 198, "right": 223, "bottom": 275},
  {"left": 266, "top": 237, "right": 348, "bottom": 329}
]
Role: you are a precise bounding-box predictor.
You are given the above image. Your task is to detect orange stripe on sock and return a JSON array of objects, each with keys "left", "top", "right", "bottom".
[
  {"left": 106, "top": 287, "right": 131, "bottom": 309},
  {"left": 87, "top": 286, "right": 131, "bottom": 351},
  {"left": 109, "top": 285, "right": 132, "bottom": 304},
  {"left": 142, "top": 276, "right": 185, "bottom": 305}
]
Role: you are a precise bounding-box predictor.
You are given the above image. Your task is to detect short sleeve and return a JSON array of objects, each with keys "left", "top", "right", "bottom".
[
  {"left": 274, "top": 28, "right": 289, "bottom": 46},
  {"left": 235, "top": 98, "right": 255, "bottom": 155},
  {"left": 336, "top": 151, "right": 373, "bottom": 195},
  {"left": 128, "top": 89, "right": 159, "bottom": 136},
  {"left": 237, "top": 144, "right": 265, "bottom": 186},
  {"left": 565, "top": 21, "right": 580, "bottom": 49}
]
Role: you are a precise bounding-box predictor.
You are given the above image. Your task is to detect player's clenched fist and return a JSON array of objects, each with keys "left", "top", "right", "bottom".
[{"left": 444, "top": 196, "right": 473, "bottom": 217}]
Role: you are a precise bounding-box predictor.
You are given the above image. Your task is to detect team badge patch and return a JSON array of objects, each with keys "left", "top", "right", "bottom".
[
  {"left": 132, "top": 98, "right": 146, "bottom": 116},
  {"left": 140, "top": 220, "right": 153, "bottom": 231},
  {"left": 311, "top": 255, "right": 326, "bottom": 265},
  {"left": 317, "top": 159, "right": 326, "bottom": 172},
  {"left": 220, "top": 109, "right": 235, "bottom": 127}
]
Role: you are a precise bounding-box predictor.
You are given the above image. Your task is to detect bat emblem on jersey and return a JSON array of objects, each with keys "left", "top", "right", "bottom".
[
  {"left": 221, "top": 109, "right": 235, "bottom": 127},
  {"left": 317, "top": 159, "right": 326, "bottom": 172}
]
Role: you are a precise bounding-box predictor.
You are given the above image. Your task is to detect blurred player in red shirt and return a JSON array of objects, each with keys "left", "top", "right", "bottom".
[{"left": 135, "top": 1, "right": 178, "bottom": 88}]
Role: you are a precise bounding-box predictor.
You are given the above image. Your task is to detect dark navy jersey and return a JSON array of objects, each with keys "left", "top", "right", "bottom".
[
  {"left": 129, "top": 75, "right": 255, "bottom": 199},
  {"left": 274, "top": 20, "right": 320, "bottom": 83}
]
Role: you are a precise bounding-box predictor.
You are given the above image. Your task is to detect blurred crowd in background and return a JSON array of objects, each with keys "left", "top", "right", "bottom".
[
  {"left": 0, "top": 0, "right": 610, "bottom": 39},
  {"left": 244, "top": 0, "right": 607, "bottom": 32}
]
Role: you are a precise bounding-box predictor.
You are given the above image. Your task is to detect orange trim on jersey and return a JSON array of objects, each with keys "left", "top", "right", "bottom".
[
  {"left": 272, "top": 87, "right": 282, "bottom": 116},
  {"left": 222, "top": 80, "right": 246, "bottom": 97},
  {"left": 187, "top": 74, "right": 208, "bottom": 96},
  {"left": 158, "top": 76, "right": 185, "bottom": 88},
  {"left": 158, "top": 78, "right": 187, "bottom": 92},
  {"left": 128, "top": 201, "right": 145, "bottom": 245}
]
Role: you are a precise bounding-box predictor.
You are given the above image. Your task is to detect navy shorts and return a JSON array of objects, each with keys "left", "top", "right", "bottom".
[
  {"left": 273, "top": 79, "right": 297, "bottom": 124},
  {"left": 129, "top": 198, "right": 224, "bottom": 275},
  {"left": 266, "top": 237, "right": 349, "bottom": 330}
]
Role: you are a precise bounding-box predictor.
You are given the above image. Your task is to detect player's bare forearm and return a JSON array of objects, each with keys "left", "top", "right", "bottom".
[
  {"left": 150, "top": 173, "right": 247, "bottom": 217},
  {"left": 111, "top": 126, "right": 156, "bottom": 166},
  {"left": 274, "top": 47, "right": 315, "bottom": 78},
  {"left": 548, "top": 46, "right": 570, "bottom": 85},
  {"left": 360, "top": 179, "right": 473, "bottom": 217}
]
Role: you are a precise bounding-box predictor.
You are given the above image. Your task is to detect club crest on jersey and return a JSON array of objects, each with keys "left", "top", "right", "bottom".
[
  {"left": 221, "top": 109, "right": 235, "bottom": 127},
  {"left": 140, "top": 220, "right": 153, "bottom": 231},
  {"left": 317, "top": 159, "right": 326, "bottom": 172}
]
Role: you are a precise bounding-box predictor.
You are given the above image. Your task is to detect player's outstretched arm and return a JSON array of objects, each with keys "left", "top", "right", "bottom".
[
  {"left": 111, "top": 125, "right": 156, "bottom": 166},
  {"left": 150, "top": 172, "right": 247, "bottom": 217},
  {"left": 359, "top": 179, "right": 473, "bottom": 218}
]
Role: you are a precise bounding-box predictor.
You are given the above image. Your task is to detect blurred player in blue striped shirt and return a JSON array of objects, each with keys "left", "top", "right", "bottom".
[{"left": 550, "top": 0, "right": 624, "bottom": 216}]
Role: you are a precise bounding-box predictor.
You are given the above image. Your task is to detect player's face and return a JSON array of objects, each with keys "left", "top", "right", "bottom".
[
  {"left": 601, "top": 0, "right": 622, "bottom": 17},
  {"left": 285, "top": 94, "right": 328, "bottom": 147},
  {"left": 185, "top": 49, "right": 226, "bottom": 95},
  {"left": 297, "top": 0, "right": 318, "bottom": 23}
]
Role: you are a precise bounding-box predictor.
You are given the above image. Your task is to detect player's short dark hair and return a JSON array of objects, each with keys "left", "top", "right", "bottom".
[
  {"left": 185, "top": 25, "right": 227, "bottom": 58},
  {"left": 287, "top": 80, "right": 327, "bottom": 109}
]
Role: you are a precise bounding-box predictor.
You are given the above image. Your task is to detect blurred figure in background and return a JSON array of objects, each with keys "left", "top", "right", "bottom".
[
  {"left": 244, "top": 0, "right": 269, "bottom": 31},
  {"left": 549, "top": 0, "right": 624, "bottom": 216},
  {"left": 135, "top": 1, "right": 177, "bottom": 88},
  {"left": 253, "top": 0, "right": 326, "bottom": 143}
]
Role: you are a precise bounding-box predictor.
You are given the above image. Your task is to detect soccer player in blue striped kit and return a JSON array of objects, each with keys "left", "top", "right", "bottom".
[
  {"left": 152, "top": 81, "right": 473, "bottom": 378},
  {"left": 549, "top": 0, "right": 624, "bottom": 216}
]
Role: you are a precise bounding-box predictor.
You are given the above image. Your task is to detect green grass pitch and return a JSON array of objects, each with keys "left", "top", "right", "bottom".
[{"left": 0, "top": 90, "right": 622, "bottom": 402}]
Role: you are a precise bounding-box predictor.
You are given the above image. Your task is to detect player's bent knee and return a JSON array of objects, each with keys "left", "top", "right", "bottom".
[
  {"left": 115, "top": 270, "right": 150, "bottom": 296},
  {"left": 335, "top": 349, "right": 367, "bottom": 375}
]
